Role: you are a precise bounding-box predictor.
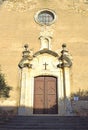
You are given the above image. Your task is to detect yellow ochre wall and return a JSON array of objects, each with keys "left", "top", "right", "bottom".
[{"left": 0, "top": 0, "right": 88, "bottom": 105}]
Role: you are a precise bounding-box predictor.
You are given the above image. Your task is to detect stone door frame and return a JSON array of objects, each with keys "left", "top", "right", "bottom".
[
  {"left": 18, "top": 67, "right": 71, "bottom": 116},
  {"left": 18, "top": 45, "right": 72, "bottom": 116}
]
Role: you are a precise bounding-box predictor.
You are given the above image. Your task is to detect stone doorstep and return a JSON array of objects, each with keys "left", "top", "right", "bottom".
[{"left": 0, "top": 117, "right": 88, "bottom": 130}]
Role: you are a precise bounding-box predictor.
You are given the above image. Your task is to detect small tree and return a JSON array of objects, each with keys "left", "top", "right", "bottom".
[{"left": 0, "top": 70, "right": 11, "bottom": 98}]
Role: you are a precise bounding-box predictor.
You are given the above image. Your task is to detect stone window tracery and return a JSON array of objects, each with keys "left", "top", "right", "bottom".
[{"left": 35, "top": 9, "right": 56, "bottom": 26}]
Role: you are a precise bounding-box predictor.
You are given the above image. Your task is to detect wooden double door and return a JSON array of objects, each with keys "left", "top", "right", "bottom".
[{"left": 33, "top": 76, "right": 58, "bottom": 114}]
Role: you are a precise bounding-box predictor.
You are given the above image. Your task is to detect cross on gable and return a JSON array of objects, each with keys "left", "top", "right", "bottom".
[{"left": 43, "top": 62, "right": 48, "bottom": 70}]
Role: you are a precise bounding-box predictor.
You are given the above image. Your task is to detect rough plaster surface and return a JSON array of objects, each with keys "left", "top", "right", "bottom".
[{"left": 0, "top": 0, "right": 88, "bottom": 108}]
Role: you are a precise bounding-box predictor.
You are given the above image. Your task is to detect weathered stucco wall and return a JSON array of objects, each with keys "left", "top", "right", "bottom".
[{"left": 0, "top": 0, "right": 88, "bottom": 106}]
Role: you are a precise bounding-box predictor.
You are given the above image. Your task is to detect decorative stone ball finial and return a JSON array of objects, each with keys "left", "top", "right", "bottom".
[
  {"left": 22, "top": 44, "right": 30, "bottom": 58},
  {"left": 24, "top": 44, "right": 29, "bottom": 51},
  {"left": 62, "top": 43, "right": 66, "bottom": 49},
  {"left": 61, "top": 43, "right": 68, "bottom": 56}
]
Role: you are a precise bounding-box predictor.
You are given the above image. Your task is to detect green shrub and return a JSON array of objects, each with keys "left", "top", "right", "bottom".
[
  {"left": 0, "top": 70, "right": 11, "bottom": 98},
  {"left": 71, "top": 89, "right": 88, "bottom": 100}
]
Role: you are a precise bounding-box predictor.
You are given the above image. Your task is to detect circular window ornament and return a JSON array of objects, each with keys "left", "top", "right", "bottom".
[{"left": 35, "top": 9, "right": 56, "bottom": 26}]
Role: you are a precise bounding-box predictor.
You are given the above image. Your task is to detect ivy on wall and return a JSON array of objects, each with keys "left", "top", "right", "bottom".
[{"left": 0, "top": 69, "right": 11, "bottom": 98}]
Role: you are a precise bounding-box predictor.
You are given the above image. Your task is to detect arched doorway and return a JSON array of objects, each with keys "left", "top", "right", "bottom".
[{"left": 33, "top": 76, "right": 58, "bottom": 114}]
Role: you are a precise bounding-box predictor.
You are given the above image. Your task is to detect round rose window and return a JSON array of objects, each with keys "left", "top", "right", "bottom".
[{"left": 35, "top": 9, "right": 56, "bottom": 25}]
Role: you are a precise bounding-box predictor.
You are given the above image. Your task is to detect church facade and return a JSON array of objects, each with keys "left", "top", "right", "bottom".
[{"left": 0, "top": 0, "right": 88, "bottom": 116}]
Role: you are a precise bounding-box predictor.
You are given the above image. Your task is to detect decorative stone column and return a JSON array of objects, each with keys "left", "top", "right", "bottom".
[
  {"left": 18, "top": 44, "right": 32, "bottom": 115},
  {"left": 57, "top": 44, "right": 73, "bottom": 116}
]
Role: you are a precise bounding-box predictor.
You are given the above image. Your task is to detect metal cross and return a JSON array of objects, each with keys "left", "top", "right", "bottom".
[{"left": 43, "top": 62, "right": 48, "bottom": 70}]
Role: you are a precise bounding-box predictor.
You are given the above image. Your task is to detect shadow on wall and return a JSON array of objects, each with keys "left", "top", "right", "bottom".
[
  {"left": 0, "top": 91, "right": 88, "bottom": 117},
  {"left": 0, "top": 106, "right": 18, "bottom": 116},
  {"left": 33, "top": 104, "right": 58, "bottom": 114},
  {"left": 0, "top": 105, "right": 58, "bottom": 119}
]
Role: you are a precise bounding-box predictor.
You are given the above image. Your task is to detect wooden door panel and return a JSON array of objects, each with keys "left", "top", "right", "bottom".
[
  {"left": 47, "top": 95, "right": 57, "bottom": 107},
  {"left": 34, "top": 95, "right": 44, "bottom": 114},
  {"left": 34, "top": 95, "right": 44, "bottom": 108},
  {"left": 47, "top": 95, "right": 58, "bottom": 114},
  {"left": 45, "top": 77, "right": 56, "bottom": 94},
  {"left": 34, "top": 76, "right": 58, "bottom": 114},
  {"left": 34, "top": 77, "right": 44, "bottom": 94},
  {"left": 34, "top": 77, "right": 44, "bottom": 114},
  {"left": 34, "top": 82, "right": 44, "bottom": 94},
  {"left": 47, "top": 82, "right": 56, "bottom": 94},
  {"left": 45, "top": 77, "right": 58, "bottom": 114}
]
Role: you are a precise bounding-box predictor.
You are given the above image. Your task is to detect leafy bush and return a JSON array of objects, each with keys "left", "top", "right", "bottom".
[
  {"left": 71, "top": 89, "right": 88, "bottom": 100},
  {"left": 0, "top": 70, "right": 11, "bottom": 98}
]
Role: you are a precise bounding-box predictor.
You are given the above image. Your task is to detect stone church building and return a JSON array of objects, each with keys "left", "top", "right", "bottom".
[{"left": 0, "top": 0, "right": 88, "bottom": 116}]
